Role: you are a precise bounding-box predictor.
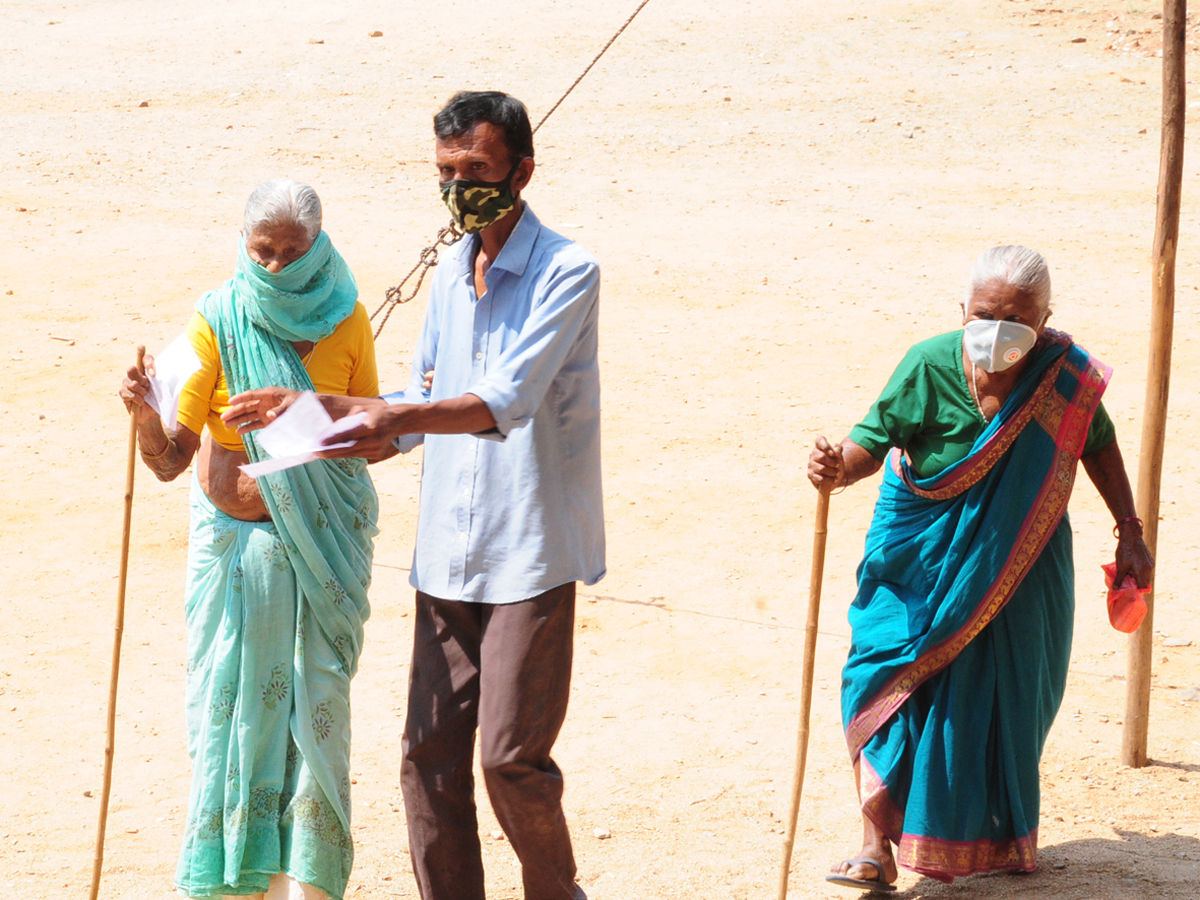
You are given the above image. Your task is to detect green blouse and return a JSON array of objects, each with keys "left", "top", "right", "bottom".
[{"left": 848, "top": 330, "right": 1115, "bottom": 479}]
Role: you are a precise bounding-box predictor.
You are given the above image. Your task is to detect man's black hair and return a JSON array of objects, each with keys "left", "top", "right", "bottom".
[{"left": 434, "top": 91, "right": 534, "bottom": 165}]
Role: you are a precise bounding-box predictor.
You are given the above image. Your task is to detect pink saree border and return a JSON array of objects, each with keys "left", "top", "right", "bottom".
[
  {"left": 846, "top": 346, "right": 1111, "bottom": 759},
  {"left": 861, "top": 753, "right": 1040, "bottom": 881},
  {"left": 898, "top": 828, "right": 1039, "bottom": 882},
  {"left": 892, "top": 356, "right": 1066, "bottom": 501},
  {"left": 859, "top": 753, "right": 905, "bottom": 841}
]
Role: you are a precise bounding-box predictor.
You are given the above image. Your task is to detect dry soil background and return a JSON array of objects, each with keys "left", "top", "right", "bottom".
[{"left": 2, "top": 1, "right": 1199, "bottom": 898}]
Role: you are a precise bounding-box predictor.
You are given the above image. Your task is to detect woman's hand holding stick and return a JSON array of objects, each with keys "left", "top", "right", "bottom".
[{"left": 808, "top": 435, "right": 883, "bottom": 490}]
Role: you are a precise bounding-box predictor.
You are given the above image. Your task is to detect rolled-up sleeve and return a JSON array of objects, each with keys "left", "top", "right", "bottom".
[{"left": 467, "top": 256, "right": 600, "bottom": 437}]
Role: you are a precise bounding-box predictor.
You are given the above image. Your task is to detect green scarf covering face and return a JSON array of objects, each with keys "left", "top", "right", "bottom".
[{"left": 235, "top": 230, "right": 358, "bottom": 343}]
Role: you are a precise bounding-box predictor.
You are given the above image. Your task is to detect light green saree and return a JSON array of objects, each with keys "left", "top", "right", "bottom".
[{"left": 175, "top": 234, "right": 377, "bottom": 899}]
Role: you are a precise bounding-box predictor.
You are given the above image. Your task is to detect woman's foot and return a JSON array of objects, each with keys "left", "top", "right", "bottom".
[
  {"left": 826, "top": 836, "right": 898, "bottom": 891},
  {"left": 829, "top": 765, "right": 898, "bottom": 891}
]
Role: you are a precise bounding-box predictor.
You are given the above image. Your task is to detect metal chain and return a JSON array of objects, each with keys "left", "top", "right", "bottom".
[
  {"left": 371, "top": 221, "right": 463, "bottom": 339},
  {"left": 371, "top": 0, "right": 654, "bottom": 336}
]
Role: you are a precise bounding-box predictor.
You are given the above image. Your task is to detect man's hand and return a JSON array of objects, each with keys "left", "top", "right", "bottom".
[
  {"left": 223, "top": 387, "right": 301, "bottom": 434},
  {"left": 317, "top": 402, "right": 405, "bottom": 461}
]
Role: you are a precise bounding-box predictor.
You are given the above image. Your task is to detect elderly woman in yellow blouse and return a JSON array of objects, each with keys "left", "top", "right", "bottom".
[{"left": 120, "top": 179, "right": 378, "bottom": 900}]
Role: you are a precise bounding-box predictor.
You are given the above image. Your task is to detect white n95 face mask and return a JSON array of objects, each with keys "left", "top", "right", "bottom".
[{"left": 962, "top": 320, "right": 1039, "bottom": 372}]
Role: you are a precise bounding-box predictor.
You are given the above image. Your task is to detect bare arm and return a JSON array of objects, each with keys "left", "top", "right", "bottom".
[
  {"left": 223, "top": 390, "right": 403, "bottom": 434},
  {"left": 135, "top": 419, "right": 202, "bottom": 482},
  {"left": 1081, "top": 440, "right": 1154, "bottom": 588},
  {"left": 222, "top": 388, "right": 497, "bottom": 462},
  {"left": 807, "top": 436, "right": 883, "bottom": 490},
  {"left": 316, "top": 393, "right": 497, "bottom": 461}
]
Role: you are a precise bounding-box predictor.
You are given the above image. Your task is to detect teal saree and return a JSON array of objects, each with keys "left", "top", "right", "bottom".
[
  {"left": 175, "top": 238, "right": 377, "bottom": 899},
  {"left": 842, "top": 334, "right": 1110, "bottom": 881}
]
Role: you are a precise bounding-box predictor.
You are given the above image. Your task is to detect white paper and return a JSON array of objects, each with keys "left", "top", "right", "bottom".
[
  {"left": 146, "top": 333, "right": 202, "bottom": 431},
  {"left": 239, "top": 391, "right": 368, "bottom": 477}
]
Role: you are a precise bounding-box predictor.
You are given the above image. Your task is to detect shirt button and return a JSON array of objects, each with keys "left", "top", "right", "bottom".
[
  {"left": 458, "top": 532, "right": 467, "bottom": 541},
  {"left": 475, "top": 351, "right": 483, "bottom": 360}
]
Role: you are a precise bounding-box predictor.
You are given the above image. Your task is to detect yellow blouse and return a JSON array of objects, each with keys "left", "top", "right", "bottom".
[{"left": 175, "top": 302, "right": 380, "bottom": 451}]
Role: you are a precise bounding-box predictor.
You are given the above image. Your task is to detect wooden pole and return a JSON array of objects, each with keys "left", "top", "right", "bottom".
[
  {"left": 90, "top": 345, "right": 145, "bottom": 900},
  {"left": 1122, "top": 2, "right": 1186, "bottom": 768},
  {"left": 777, "top": 484, "right": 832, "bottom": 900}
]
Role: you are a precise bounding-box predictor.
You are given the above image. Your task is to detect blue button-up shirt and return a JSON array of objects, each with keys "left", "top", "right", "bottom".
[{"left": 383, "top": 206, "right": 605, "bottom": 604}]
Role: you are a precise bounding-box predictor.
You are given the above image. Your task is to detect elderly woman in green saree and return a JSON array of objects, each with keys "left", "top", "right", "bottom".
[
  {"left": 807, "top": 245, "right": 1153, "bottom": 892},
  {"left": 119, "top": 179, "right": 378, "bottom": 900}
]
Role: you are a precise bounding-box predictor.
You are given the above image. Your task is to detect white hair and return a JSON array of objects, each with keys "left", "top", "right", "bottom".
[
  {"left": 243, "top": 178, "right": 322, "bottom": 242},
  {"left": 966, "top": 245, "right": 1052, "bottom": 312}
]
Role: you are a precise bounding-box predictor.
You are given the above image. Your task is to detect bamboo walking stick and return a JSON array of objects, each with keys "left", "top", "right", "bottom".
[
  {"left": 1123, "top": 0, "right": 1186, "bottom": 768},
  {"left": 777, "top": 482, "right": 832, "bottom": 900},
  {"left": 90, "top": 345, "right": 145, "bottom": 900}
]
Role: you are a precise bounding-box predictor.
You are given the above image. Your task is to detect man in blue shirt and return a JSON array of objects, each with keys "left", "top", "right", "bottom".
[{"left": 227, "top": 90, "right": 603, "bottom": 900}]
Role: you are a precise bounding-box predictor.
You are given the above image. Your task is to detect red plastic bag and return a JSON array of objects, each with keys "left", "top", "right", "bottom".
[{"left": 1101, "top": 562, "right": 1150, "bottom": 633}]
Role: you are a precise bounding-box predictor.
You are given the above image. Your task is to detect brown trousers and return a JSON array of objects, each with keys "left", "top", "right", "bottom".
[{"left": 400, "top": 583, "right": 585, "bottom": 900}]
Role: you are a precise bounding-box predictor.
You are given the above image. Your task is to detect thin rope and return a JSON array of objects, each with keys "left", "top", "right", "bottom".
[
  {"left": 372, "top": 0, "right": 654, "bottom": 337},
  {"left": 533, "top": 0, "right": 654, "bottom": 134}
]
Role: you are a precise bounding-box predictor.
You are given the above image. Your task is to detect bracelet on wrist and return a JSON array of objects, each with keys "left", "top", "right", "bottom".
[
  {"left": 140, "top": 435, "right": 171, "bottom": 460},
  {"left": 1113, "top": 516, "right": 1143, "bottom": 538}
]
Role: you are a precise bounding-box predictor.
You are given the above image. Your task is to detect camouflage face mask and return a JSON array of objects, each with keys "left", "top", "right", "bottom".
[{"left": 439, "top": 165, "right": 518, "bottom": 234}]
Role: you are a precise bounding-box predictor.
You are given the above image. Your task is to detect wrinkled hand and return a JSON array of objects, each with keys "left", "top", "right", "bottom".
[
  {"left": 119, "top": 353, "right": 159, "bottom": 425},
  {"left": 316, "top": 402, "right": 402, "bottom": 461},
  {"left": 1115, "top": 532, "right": 1155, "bottom": 590},
  {"left": 807, "top": 435, "right": 844, "bottom": 490},
  {"left": 223, "top": 387, "right": 301, "bottom": 435}
]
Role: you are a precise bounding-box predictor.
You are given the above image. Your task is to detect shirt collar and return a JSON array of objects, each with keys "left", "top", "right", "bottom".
[
  {"left": 488, "top": 203, "right": 539, "bottom": 277},
  {"left": 454, "top": 204, "right": 539, "bottom": 280}
]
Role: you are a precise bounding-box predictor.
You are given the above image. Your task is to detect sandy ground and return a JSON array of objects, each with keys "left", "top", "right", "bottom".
[{"left": 2, "top": 1, "right": 1199, "bottom": 897}]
